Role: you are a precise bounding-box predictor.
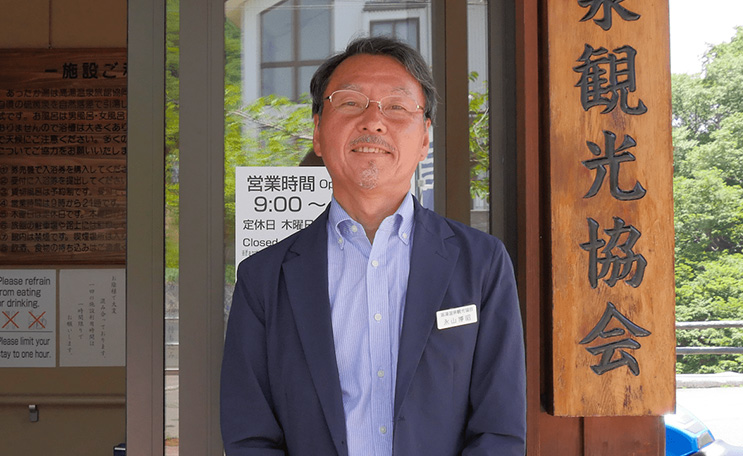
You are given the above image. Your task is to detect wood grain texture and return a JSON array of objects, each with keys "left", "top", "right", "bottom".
[{"left": 546, "top": 0, "right": 675, "bottom": 416}]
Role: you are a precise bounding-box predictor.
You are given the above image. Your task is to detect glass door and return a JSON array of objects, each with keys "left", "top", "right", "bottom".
[{"left": 127, "top": 0, "right": 516, "bottom": 454}]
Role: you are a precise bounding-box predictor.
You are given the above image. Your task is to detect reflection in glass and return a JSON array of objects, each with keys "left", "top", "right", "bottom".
[
  {"left": 261, "top": 1, "right": 292, "bottom": 63},
  {"left": 298, "top": 65, "right": 318, "bottom": 98},
  {"left": 468, "top": 0, "right": 490, "bottom": 233},
  {"left": 396, "top": 19, "right": 418, "bottom": 49},
  {"left": 370, "top": 19, "right": 419, "bottom": 50},
  {"left": 165, "top": 0, "right": 180, "bottom": 452},
  {"left": 258, "top": 0, "right": 331, "bottom": 99},
  {"left": 370, "top": 21, "right": 393, "bottom": 37},
  {"left": 261, "top": 67, "right": 294, "bottom": 99},
  {"left": 299, "top": 0, "right": 331, "bottom": 60}
]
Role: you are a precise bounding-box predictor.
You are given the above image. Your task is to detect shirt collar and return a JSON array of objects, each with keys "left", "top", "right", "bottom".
[{"left": 329, "top": 193, "right": 415, "bottom": 249}]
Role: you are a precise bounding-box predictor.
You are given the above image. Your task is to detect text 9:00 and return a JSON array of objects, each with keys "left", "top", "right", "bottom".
[{"left": 254, "top": 196, "right": 302, "bottom": 212}]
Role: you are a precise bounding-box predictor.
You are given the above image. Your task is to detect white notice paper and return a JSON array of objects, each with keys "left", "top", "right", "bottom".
[
  {"left": 234, "top": 166, "right": 333, "bottom": 266},
  {"left": 0, "top": 270, "right": 56, "bottom": 367},
  {"left": 59, "top": 269, "right": 125, "bottom": 367}
]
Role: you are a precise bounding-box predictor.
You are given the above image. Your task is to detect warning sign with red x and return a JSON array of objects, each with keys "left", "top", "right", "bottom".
[{"left": 0, "top": 270, "right": 56, "bottom": 368}]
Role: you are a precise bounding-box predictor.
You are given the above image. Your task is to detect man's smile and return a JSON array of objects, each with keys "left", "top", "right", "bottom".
[
  {"left": 349, "top": 134, "right": 395, "bottom": 154},
  {"left": 352, "top": 146, "right": 389, "bottom": 154}
]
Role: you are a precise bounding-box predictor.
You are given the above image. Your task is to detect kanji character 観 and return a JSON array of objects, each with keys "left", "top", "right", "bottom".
[{"left": 574, "top": 44, "right": 647, "bottom": 115}]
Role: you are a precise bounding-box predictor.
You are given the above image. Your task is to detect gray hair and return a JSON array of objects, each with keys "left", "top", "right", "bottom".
[{"left": 310, "top": 36, "right": 437, "bottom": 121}]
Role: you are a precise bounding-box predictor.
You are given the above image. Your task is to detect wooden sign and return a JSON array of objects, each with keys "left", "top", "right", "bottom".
[
  {"left": 0, "top": 49, "right": 126, "bottom": 265},
  {"left": 547, "top": 1, "right": 675, "bottom": 416}
]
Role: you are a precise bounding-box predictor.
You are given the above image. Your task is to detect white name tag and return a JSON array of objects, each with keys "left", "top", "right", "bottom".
[{"left": 436, "top": 304, "right": 478, "bottom": 330}]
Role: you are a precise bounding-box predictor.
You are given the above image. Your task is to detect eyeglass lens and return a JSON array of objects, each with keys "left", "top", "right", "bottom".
[{"left": 328, "top": 90, "right": 420, "bottom": 118}]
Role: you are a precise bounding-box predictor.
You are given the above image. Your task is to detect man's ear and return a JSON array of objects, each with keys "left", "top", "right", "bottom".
[
  {"left": 312, "top": 113, "right": 322, "bottom": 157},
  {"left": 418, "top": 118, "right": 431, "bottom": 161}
]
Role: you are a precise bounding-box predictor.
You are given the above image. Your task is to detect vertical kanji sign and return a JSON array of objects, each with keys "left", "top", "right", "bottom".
[{"left": 547, "top": 1, "right": 675, "bottom": 416}]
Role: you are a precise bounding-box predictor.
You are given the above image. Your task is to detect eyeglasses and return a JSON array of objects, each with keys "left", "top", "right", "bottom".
[{"left": 324, "top": 89, "right": 424, "bottom": 120}]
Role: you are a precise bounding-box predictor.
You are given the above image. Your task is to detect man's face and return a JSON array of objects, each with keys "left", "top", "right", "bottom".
[{"left": 313, "top": 54, "right": 431, "bottom": 204}]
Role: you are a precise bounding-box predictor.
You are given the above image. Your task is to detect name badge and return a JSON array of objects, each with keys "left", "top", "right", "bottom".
[{"left": 436, "top": 304, "right": 478, "bottom": 330}]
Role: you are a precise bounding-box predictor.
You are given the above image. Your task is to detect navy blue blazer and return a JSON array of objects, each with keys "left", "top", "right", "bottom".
[{"left": 221, "top": 200, "right": 526, "bottom": 455}]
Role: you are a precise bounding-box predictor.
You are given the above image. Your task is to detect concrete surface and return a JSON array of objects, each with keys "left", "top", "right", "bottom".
[
  {"left": 677, "top": 372, "right": 743, "bottom": 388},
  {"left": 675, "top": 386, "right": 743, "bottom": 447}
]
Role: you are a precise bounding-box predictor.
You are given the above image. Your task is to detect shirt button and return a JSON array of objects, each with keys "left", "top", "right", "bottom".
[
  {"left": 402, "top": 232, "right": 408, "bottom": 239},
  {"left": 371, "top": 260, "right": 379, "bottom": 267},
  {"left": 350, "top": 225, "right": 358, "bottom": 233},
  {"left": 379, "top": 426, "right": 387, "bottom": 435},
  {"left": 337, "top": 237, "right": 343, "bottom": 244},
  {"left": 374, "top": 313, "right": 382, "bottom": 322},
  {"left": 377, "top": 369, "right": 385, "bottom": 378}
]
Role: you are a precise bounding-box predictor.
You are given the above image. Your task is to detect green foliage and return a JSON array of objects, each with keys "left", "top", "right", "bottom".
[
  {"left": 223, "top": 94, "right": 314, "bottom": 270},
  {"left": 682, "top": 113, "right": 743, "bottom": 186},
  {"left": 674, "top": 27, "right": 743, "bottom": 373},
  {"left": 671, "top": 127, "right": 698, "bottom": 175},
  {"left": 225, "top": 19, "right": 242, "bottom": 87},
  {"left": 677, "top": 254, "right": 743, "bottom": 320},
  {"left": 165, "top": 0, "right": 180, "bottom": 271},
  {"left": 468, "top": 72, "right": 489, "bottom": 200},
  {"left": 671, "top": 73, "right": 716, "bottom": 143},
  {"left": 703, "top": 27, "right": 743, "bottom": 119},
  {"left": 673, "top": 27, "right": 743, "bottom": 143},
  {"left": 227, "top": 94, "right": 313, "bottom": 166},
  {"left": 674, "top": 169, "right": 743, "bottom": 261}
]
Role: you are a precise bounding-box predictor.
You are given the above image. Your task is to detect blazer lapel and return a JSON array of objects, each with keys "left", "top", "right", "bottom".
[
  {"left": 282, "top": 211, "right": 348, "bottom": 456},
  {"left": 394, "top": 203, "right": 459, "bottom": 417}
]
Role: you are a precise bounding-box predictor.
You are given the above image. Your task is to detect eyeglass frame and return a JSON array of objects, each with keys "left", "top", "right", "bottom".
[{"left": 323, "top": 89, "right": 425, "bottom": 119}]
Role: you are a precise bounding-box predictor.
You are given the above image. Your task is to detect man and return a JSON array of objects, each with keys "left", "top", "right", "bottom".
[{"left": 221, "top": 36, "right": 526, "bottom": 455}]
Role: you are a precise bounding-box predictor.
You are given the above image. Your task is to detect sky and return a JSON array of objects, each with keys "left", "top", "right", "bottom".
[{"left": 670, "top": 0, "right": 743, "bottom": 74}]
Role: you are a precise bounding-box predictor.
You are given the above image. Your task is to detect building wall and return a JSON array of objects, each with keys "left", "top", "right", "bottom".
[{"left": 0, "top": 0, "right": 126, "bottom": 48}]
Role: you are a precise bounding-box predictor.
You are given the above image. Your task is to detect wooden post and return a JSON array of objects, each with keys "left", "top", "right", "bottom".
[{"left": 545, "top": 0, "right": 675, "bottom": 417}]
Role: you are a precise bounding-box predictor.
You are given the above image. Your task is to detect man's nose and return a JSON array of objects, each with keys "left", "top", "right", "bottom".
[{"left": 357, "top": 102, "right": 387, "bottom": 133}]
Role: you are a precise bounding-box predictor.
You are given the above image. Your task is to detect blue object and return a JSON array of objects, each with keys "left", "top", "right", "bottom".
[{"left": 665, "top": 405, "right": 715, "bottom": 456}]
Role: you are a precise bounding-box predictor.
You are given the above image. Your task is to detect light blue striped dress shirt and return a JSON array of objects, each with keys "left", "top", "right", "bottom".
[{"left": 326, "top": 193, "right": 415, "bottom": 456}]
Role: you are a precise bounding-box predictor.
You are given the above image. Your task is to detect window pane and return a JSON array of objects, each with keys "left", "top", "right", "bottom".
[
  {"left": 370, "top": 21, "right": 394, "bottom": 38},
  {"left": 299, "top": 0, "right": 331, "bottom": 60},
  {"left": 396, "top": 19, "right": 419, "bottom": 50},
  {"left": 261, "top": 2, "right": 292, "bottom": 63},
  {"left": 262, "top": 67, "right": 294, "bottom": 98},
  {"left": 298, "top": 65, "right": 319, "bottom": 99}
]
